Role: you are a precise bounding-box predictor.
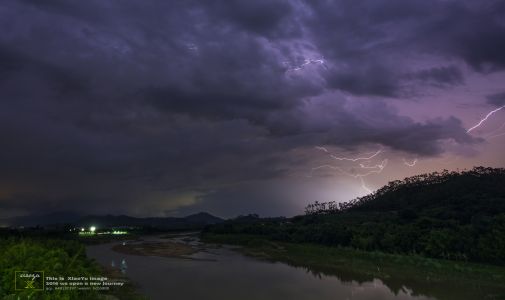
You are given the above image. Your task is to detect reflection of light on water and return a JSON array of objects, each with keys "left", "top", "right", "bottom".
[{"left": 121, "top": 259, "right": 128, "bottom": 274}]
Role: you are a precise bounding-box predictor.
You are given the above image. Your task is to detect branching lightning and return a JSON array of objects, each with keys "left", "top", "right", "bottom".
[
  {"left": 307, "top": 103, "right": 505, "bottom": 196},
  {"left": 309, "top": 146, "right": 388, "bottom": 194},
  {"left": 309, "top": 144, "right": 425, "bottom": 194},
  {"left": 309, "top": 159, "right": 387, "bottom": 178},
  {"left": 315, "top": 146, "right": 384, "bottom": 162},
  {"left": 467, "top": 105, "right": 505, "bottom": 133}
]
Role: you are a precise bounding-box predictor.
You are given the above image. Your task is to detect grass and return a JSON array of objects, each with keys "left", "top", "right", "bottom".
[
  {"left": 202, "top": 233, "right": 505, "bottom": 300},
  {"left": 0, "top": 237, "right": 147, "bottom": 300}
]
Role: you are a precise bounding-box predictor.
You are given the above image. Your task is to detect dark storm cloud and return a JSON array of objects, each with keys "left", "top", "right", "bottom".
[
  {"left": 0, "top": 45, "right": 88, "bottom": 94},
  {"left": 208, "top": 0, "right": 296, "bottom": 37},
  {"left": 263, "top": 98, "right": 479, "bottom": 155},
  {"left": 486, "top": 92, "right": 505, "bottom": 107},
  {"left": 325, "top": 64, "right": 399, "bottom": 97},
  {"left": 0, "top": 0, "right": 497, "bottom": 216},
  {"left": 305, "top": 0, "right": 505, "bottom": 95},
  {"left": 407, "top": 66, "right": 464, "bottom": 87}
]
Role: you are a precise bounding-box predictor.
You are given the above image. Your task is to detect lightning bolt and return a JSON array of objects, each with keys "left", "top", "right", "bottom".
[
  {"left": 315, "top": 146, "right": 329, "bottom": 153},
  {"left": 359, "top": 159, "right": 388, "bottom": 169},
  {"left": 315, "top": 146, "right": 384, "bottom": 162},
  {"left": 286, "top": 58, "right": 326, "bottom": 72},
  {"left": 402, "top": 158, "right": 418, "bottom": 167},
  {"left": 308, "top": 159, "right": 387, "bottom": 179},
  {"left": 309, "top": 146, "right": 388, "bottom": 194},
  {"left": 467, "top": 105, "right": 505, "bottom": 133},
  {"left": 359, "top": 162, "right": 380, "bottom": 169}
]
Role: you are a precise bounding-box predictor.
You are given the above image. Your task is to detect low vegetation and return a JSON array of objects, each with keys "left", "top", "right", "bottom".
[{"left": 0, "top": 234, "right": 145, "bottom": 299}]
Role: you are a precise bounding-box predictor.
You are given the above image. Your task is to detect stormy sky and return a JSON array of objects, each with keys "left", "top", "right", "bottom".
[{"left": 1, "top": 0, "right": 504, "bottom": 218}]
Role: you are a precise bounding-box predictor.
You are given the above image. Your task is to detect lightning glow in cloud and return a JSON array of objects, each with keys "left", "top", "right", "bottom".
[
  {"left": 358, "top": 177, "right": 372, "bottom": 194},
  {"left": 467, "top": 105, "right": 505, "bottom": 133}
]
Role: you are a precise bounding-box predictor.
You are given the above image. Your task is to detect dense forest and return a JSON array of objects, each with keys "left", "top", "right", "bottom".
[{"left": 205, "top": 167, "right": 505, "bottom": 265}]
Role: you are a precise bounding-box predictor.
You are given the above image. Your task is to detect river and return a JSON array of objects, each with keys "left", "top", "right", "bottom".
[{"left": 85, "top": 234, "right": 496, "bottom": 300}]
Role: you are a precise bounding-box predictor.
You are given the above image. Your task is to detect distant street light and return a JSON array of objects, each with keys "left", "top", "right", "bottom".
[{"left": 90, "top": 226, "right": 96, "bottom": 233}]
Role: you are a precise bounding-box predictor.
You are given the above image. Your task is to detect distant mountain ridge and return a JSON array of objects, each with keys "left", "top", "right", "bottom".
[
  {"left": 77, "top": 212, "right": 223, "bottom": 229},
  {"left": 0, "top": 211, "right": 224, "bottom": 229}
]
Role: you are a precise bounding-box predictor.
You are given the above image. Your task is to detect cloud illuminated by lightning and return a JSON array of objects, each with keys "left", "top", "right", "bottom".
[
  {"left": 485, "top": 120, "right": 505, "bottom": 139},
  {"left": 358, "top": 177, "right": 372, "bottom": 194},
  {"left": 467, "top": 105, "right": 505, "bottom": 133},
  {"left": 310, "top": 159, "right": 388, "bottom": 193},
  {"left": 488, "top": 131, "right": 505, "bottom": 139}
]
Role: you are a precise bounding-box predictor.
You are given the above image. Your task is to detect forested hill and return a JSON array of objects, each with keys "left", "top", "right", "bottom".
[
  {"left": 310, "top": 167, "right": 505, "bottom": 219},
  {"left": 205, "top": 167, "right": 505, "bottom": 265}
]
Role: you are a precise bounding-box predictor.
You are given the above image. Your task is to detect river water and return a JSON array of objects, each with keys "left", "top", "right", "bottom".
[{"left": 86, "top": 234, "right": 498, "bottom": 300}]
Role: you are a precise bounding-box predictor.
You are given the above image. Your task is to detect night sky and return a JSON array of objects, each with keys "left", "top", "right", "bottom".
[{"left": 1, "top": 0, "right": 505, "bottom": 218}]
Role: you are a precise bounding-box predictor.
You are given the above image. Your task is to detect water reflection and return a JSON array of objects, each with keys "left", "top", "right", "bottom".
[
  {"left": 86, "top": 235, "right": 503, "bottom": 300},
  {"left": 268, "top": 250, "right": 502, "bottom": 300}
]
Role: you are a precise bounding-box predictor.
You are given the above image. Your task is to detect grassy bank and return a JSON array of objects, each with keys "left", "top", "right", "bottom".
[
  {"left": 202, "top": 233, "right": 505, "bottom": 300},
  {"left": 0, "top": 237, "right": 145, "bottom": 300}
]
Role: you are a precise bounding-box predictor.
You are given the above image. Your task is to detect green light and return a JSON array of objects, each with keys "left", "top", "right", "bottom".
[
  {"left": 112, "top": 230, "right": 128, "bottom": 235},
  {"left": 78, "top": 231, "right": 95, "bottom": 236},
  {"left": 90, "top": 226, "right": 96, "bottom": 232}
]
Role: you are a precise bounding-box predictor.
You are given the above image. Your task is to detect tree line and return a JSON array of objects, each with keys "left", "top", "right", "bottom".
[{"left": 206, "top": 167, "right": 505, "bottom": 265}]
